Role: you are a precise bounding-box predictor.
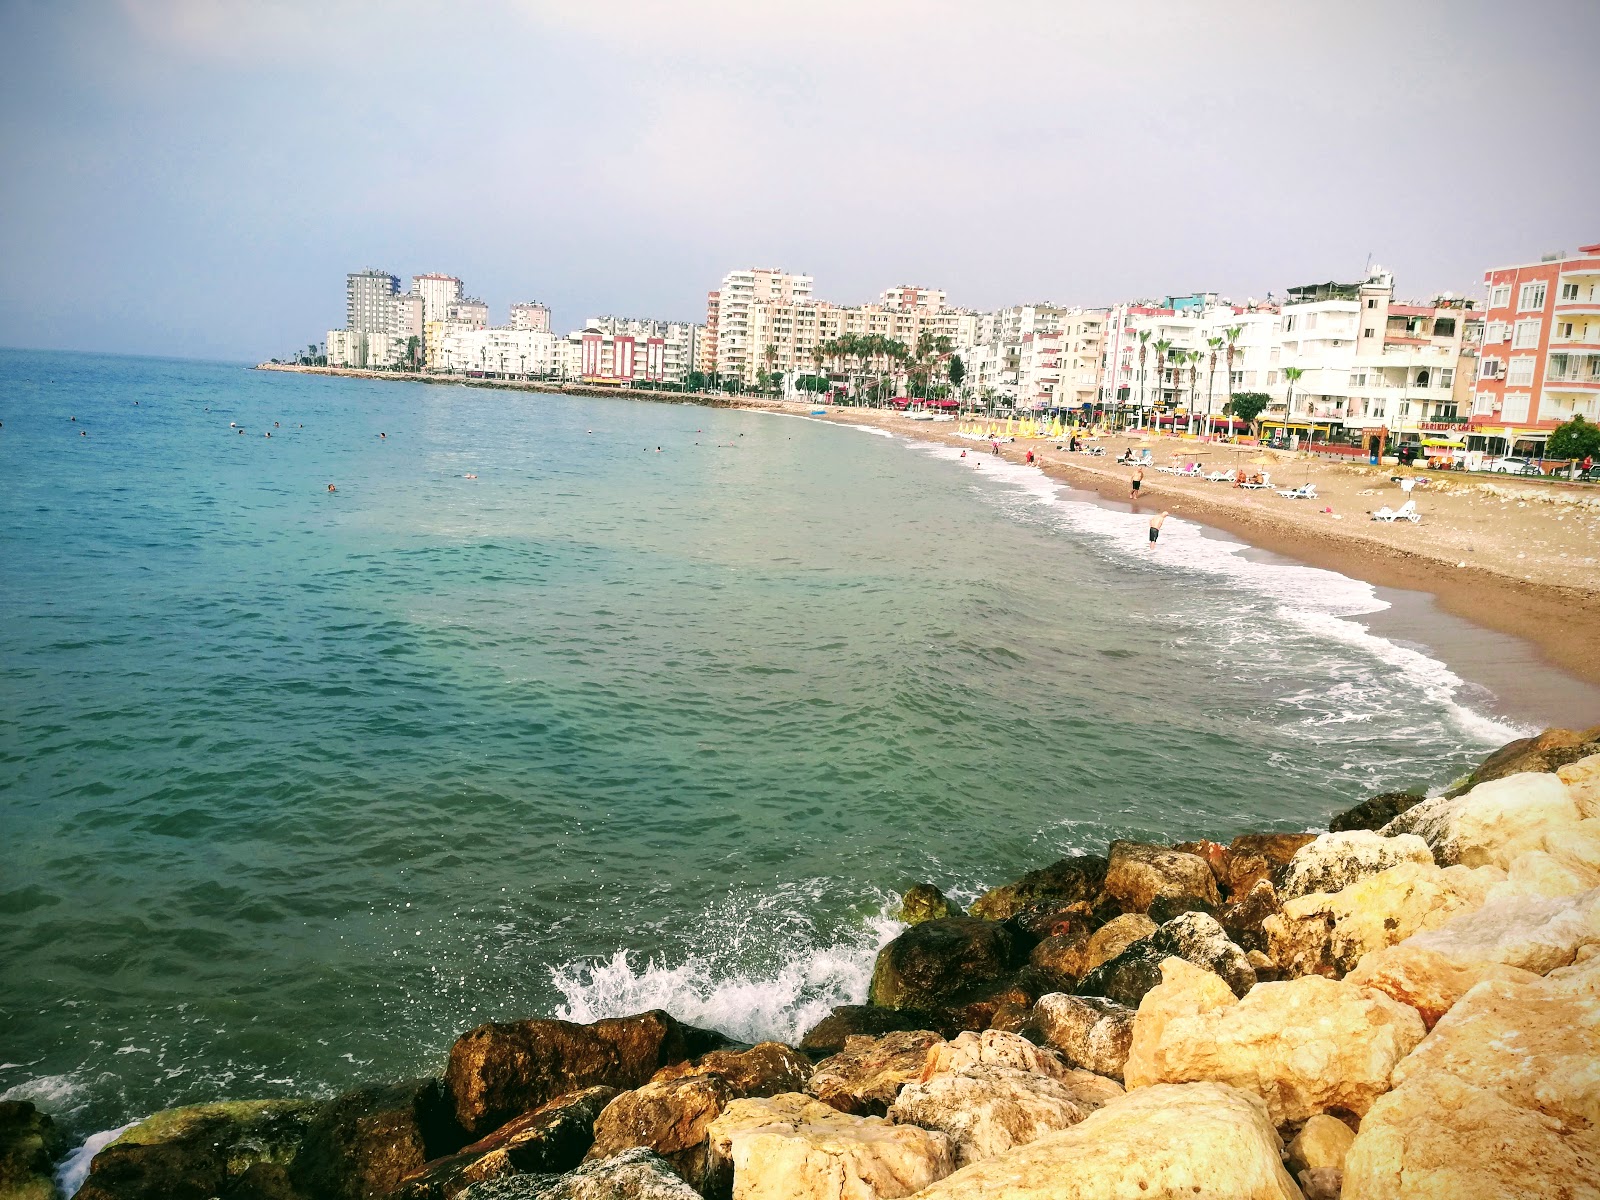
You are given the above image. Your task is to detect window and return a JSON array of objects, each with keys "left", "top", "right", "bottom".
[
  {"left": 1561, "top": 282, "right": 1579, "bottom": 301},
  {"left": 1283, "top": 315, "right": 1296, "bottom": 332},
  {"left": 1364, "top": 326, "right": 1376, "bottom": 338},
  {"left": 1350, "top": 371, "right": 1367, "bottom": 387},
  {"left": 1440, "top": 368, "right": 1454, "bottom": 389},
  {"left": 1367, "top": 298, "right": 1378, "bottom": 309},
  {"left": 1266, "top": 370, "right": 1279, "bottom": 385},
  {"left": 1513, "top": 319, "right": 1542, "bottom": 348},
  {"left": 1399, "top": 401, "right": 1411, "bottom": 416},
  {"left": 1507, "top": 358, "right": 1535, "bottom": 386},
  {"left": 1306, "top": 313, "right": 1318, "bottom": 330},
  {"left": 1433, "top": 318, "right": 1456, "bottom": 338},
  {"left": 1479, "top": 358, "right": 1502, "bottom": 380},
  {"left": 1489, "top": 284, "right": 1511, "bottom": 309},
  {"left": 1415, "top": 369, "right": 1431, "bottom": 387},
  {"left": 1373, "top": 402, "right": 1385, "bottom": 418},
  {"left": 1502, "top": 393, "right": 1530, "bottom": 422},
  {"left": 1557, "top": 322, "right": 1575, "bottom": 339},
  {"left": 1486, "top": 320, "right": 1508, "bottom": 343},
  {"left": 1519, "top": 282, "right": 1547, "bottom": 311}
]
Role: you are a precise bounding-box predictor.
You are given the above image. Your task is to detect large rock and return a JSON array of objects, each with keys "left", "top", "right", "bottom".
[
  {"left": 1344, "top": 944, "right": 1538, "bottom": 1028},
  {"left": 1124, "top": 957, "right": 1426, "bottom": 1125},
  {"left": 918, "top": 1029, "right": 1068, "bottom": 1081},
  {"left": 1329, "top": 791, "right": 1425, "bottom": 833},
  {"left": 887, "top": 1065, "right": 1117, "bottom": 1167},
  {"left": 798, "top": 1008, "right": 957, "bottom": 1056},
  {"left": 456, "top": 1146, "right": 702, "bottom": 1200},
  {"left": 1226, "top": 833, "right": 1317, "bottom": 895},
  {"left": 1101, "top": 841, "right": 1220, "bottom": 922},
  {"left": 1558, "top": 751, "right": 1600, "bottom": 815},
  {"left": 393, "top": 1088, "right": 617, "bottom": 1200},
  {"left": 1263, "top": 860, "right": 1502, "bottom": 978},
  {"left": 967, "top": 856, "right": 1107, "bottom": 922},
  {"left": 909, "top": 1082, "right": 1302, "bottom": 1200},
  {"left": 291, "top": 1079, "right": 465, "bottom": 1200},
  {"left": 1383, "top": 771, "right": 1585, "bottom": 869},
  {"left": 1447, "top": 723, "right": 1600, "bottom": 795},
  {"left": 0, "top": 1101, "right": 65, "bottom": 1200},
  {"left": 1219, "top": 879, "right": 1282, "bottom": 954},
  {"left": 1394, "top": 883, "right": 1600, "bottom": 976},
  {"left": 897, "top": 884, "right": 961, "bottom": 926},
  {"left": 445, "top": 1012, "right": 723, "bottom": 1139},
  {"left": 1487, "top": 847, "right": 1600, "bottom": 901},
  {"left": 74, "top": 1100, "right": 317, "bottom": 1200},
  {"left": 1287, "top": 1113, "right": 1354, "bottom": 1175},
  {"left": 651, "top": 1043, "right": 811, "bottom": 1098},
  {"left": 1277, "top": 830, "right": 1434, "bottom": 900},
  {"left": 1076, "top": 911, "right": 1254, "bottom": 1007},
  {"left": 1029, "top": 993, "right": 1136, "bottom": 1081},
  {"left": 1342, "top": 955, "right": 1600, "bottom": 1199},
  {"left": 1172, "top": 839, "right": 1232, "bottom": 889},
  {"left": 703, "top": 1095, "right": 851, "bottom": 1200},
  {"left": 1002, "top": 900, "right": 1094, "bottom": 945},
  {"left": 805, "top": 1032, "right": 943, "bottom": 1116},
  {"left": 720, "top": 1104, "right": 952, "bottom": 1200},
  {"left": 867, "top": 919, "right": 1019, "bottom": 1009},
  {"left": 585, "top": 1075, "right": 732, "bottom": 1188}
]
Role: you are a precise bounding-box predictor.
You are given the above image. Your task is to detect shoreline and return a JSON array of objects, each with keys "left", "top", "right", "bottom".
[{"left": 254, "top": 363, "right": 1600, "bottom": 690}]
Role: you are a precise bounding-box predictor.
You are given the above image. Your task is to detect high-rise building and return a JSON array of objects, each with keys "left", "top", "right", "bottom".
[
  {"left": 510, "top": 302, "right": 552, "bottom": 333},
  {"left": 583, "top": 316, "right": 703, "bottom": 386},
  {"left": 700, "top": 291, "right": 720, "bottom": 375},
  {"left": 709, "top": 269, "right": 813, "bottom": 383},
  {"left": 446, "top": 297, "right": 489, "bottom": 328},
  {"left": 389, "top": 293, "right": 424, "bottom": 367},
  {"left": 346, "top": 270, "right": 399, "bottom": 334},
  {"left": 412, "top": 273, "right": 463, "bottom": 326},
  {"left": 1473, "top": 242, "right": 1600, "bottom": 456}
]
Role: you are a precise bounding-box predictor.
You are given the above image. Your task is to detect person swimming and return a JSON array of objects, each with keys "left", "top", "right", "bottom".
[
  {"left": 327, "top": 483, "right": 337, "bottom": 492},
  {"left": 379, "top": 432, "right": 386, "bottom": 439}
]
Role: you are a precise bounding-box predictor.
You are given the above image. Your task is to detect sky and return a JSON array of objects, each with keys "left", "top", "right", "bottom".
[{"left": 2, "top": 0, "right": 1597, "bottom": 361}]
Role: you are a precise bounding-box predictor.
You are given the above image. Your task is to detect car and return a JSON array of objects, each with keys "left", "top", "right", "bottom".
[{"left": 1486, "top": 456, "right": 1540, "bottom": 474}]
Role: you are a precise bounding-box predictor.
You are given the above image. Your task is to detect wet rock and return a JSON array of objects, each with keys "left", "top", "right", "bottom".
[
  {"left": 585, "top": 1075, "right": 731, "bottom": 1189},
  {"left": 1026, "top": 913, "right": 1155, "bottom": 992},
  {"left": 1076, "top": 911, "right": 1253, "bottom": 1007},
  {"left": 456, "top": 1146, "right": 702, "bottom": 1200},
  {"left": 1124, "top": 958, "right": 1426, "bottom": 1125},
  {"left": 291, "top": 1079, "right": 464, "bottom": 1200},
  {"left": 867, "top": 918, "right": 1019, "bottom": 1009},
  {"left": 897, "top": 884, "right": 961, "bottom": 925},
  {"left": 932, "top": 974, "right": 1038, "bottom": 1033},
  {"left": 805, "top": 1031, "right": 944, "bottom": 1116},
  {"left": 909, "top": 1082, "right": 1302, "bottom": 1200},
  {"left": 445, "top": 1011, "right": 726, "bottom": 1139},
  {"left": 1329, "top": 791, "right": 1425, "bottom": 833},
  {"left": 1025, "top": 932, "right": 1088, "bottom": 991},
  {"left": 797, "top": 1008, "right": 956, "bottom": 1057},
  {"left": 1028, "top": 993, "right": 1136, "bottom": 1080},
  {"left": 1277, "top": 830, "right": 1435, "bottom": 900},
  {"left": 0, "top": 1100, "right": 65, "bottom": 1200},
  {"left": 1218, "top": 878, "right": 1281, "bottom": 954},
  {"left": 1384, "top": 771, "right": 1585, "bottom": 869},
  {"left": 967, "top": 856, "right": 1107, "bottom": 923},
  {"left": 75, "top": 1100, "right": 317, "bottom": 1200},
  {"left": 984, "top": 1001, "right": 1031, "bottom": 1035},
  {"left": 1101, "top": 841, "right": 1220, "bottom": 922},
  {"left": 1342, "top": 953, "right": 1600, "bottom": 1199},
  {"left": 887, "top": 1065, "right": 1115, "bottom": 1167},
  {"left": 1444, "top": 723, "right": 1600, "bottom": 796},
  {"left": 392, "top": 1088, "right": 617, "bottom": 1200},
  {"left": 1264, "top": 860, "right": 1502, "bottom": 979},
  {"left": 1226, "top": 833, "right": 1317, "bottom": 896},
  {"left": 1000, "top": 900, "right": 1094, "bottom": 945},
  {"left": 651, "top": 1043, "right": 811, "bottom": 1098},
  {"left": 1172, "top": 839, "right": 1231, "bottom": 889}
]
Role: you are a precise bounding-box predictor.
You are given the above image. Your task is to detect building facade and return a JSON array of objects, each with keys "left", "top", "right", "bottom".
[
  {"left": 510, "top": 302, "right": 552, "bottom": 333},
  {"left": 412, "top": 274, "right": 463, "bottom": 327},
  {"left": 583, "top": 316, "right": 702, "bottom": 386},
  {"left": 346, "top": 270, "right": 399, "bottom": 334}
]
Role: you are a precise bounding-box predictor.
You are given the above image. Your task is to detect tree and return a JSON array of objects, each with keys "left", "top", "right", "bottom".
[
  {"left": 686, "top": 370, "right": 708, "bottom": 392},
  {"left": 1154, "top": 339, "right": 1172, "bottom": 419},
  {"left": 948, "top": 355, "right": 965, "bottom": 388},
  {"left": 1224, "top": 391, "right": 1270, "bottom": 440},
  {"left": 1205, "top": 336, "right": 1224, "bottom": 435},
  {"left": 1548, "top": 414, "right": 1600, "bottom": 462},
  {"left": 1282, "top": 366, "right": 1305, "bottom": 419},
  {"left": 1136, "top": 330, "right": 1151, "bottom": 428},
  {"left": 1223, "top": 324, "right": 1243, "bottom": 421}
]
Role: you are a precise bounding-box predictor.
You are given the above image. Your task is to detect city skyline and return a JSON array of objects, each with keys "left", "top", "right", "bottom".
[{"left": 2, "top": 0, "right": 1598, "bottom": 361}]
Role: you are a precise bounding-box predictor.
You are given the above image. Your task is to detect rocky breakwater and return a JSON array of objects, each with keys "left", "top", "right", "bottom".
[{"left": 13, "top": 722, "right": 1600, "bottom": 1200}]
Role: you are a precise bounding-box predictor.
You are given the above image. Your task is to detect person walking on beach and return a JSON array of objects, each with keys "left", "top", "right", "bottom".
[
  {"left": 1148, "top": 510, "right": 1168, "bottom": 547},
  {"left": 992, "top": 439, "right": 1000, "bottom": 455},
  {"left": 1131, "top": 466, "right": 1144, "bottom": 500}
]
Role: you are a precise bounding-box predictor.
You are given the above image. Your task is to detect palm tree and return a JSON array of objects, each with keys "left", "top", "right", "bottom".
[
  {"left": 1282, "top": 366, "right": 1305, "bottom": 439},
  {"left": 1206, "top": 336, "right": 1224, "bottom": 436},
  {"left": 1223, "top": 325, "right": 1243, "bottom": 436},
  {"left": 1188, "top": 352, "right": 1200, "bottom": 434},
  {"left": 764, "top": 344, "right": 778, "bottom": 397},
  {"left": 1136, "top": 331, "right": 1151, "bottom": 429},
  {"left": 1154, "top": 339, "right": 1172, "bottom": 429}
]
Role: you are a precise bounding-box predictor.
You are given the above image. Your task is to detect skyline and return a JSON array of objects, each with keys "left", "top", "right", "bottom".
[{"left": 2, "top": 0, "right": 1598, "bottom": 361}]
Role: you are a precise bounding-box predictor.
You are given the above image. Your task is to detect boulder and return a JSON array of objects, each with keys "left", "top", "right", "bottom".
[
  {"left": 651, "top": 1043, "right": 811, "bottom": 1097},
  {"left": 585, "top": 1075, "right": 730, "bottom": 1188},
  {"left": 1277, "top": 830, "right": 1434, "bottom": 900},
  {"left": 721, "top": 1105, "right": 952, "bottom": 1200},
  {"left": 1225, "top": 832, "right": 1317, "bottom": 896},
  {"left": 445, "top": 1011, "right": 724, "bottom": 1139},
  {"left": 1028, "top": 993, "right": 1136, "bottom": 1081},
  {"left": 805, "top": 1031, "right": 944, "bottom": 1116},
  {"left": 1263, "top": 860, "right": 1503, "bottom": 978},
  {"left": 887, "top": 1064, "right": 1117, "bottom": 1167},
  {"left": 1329, "top": 791, "right": 1425, "bottom": 833},
  {"left": 291, "top": 1079, "right": 464, "bottom": 1200},
  {"left": 1172, "top": 839, "right": 1232, "bottom": 888},
  {"left": 1080, "top": 913, "right": 1158, "bottom": 973},
  {"left": 908, "top": 1082, "right": 1302, "bottom": 1200},
  {"left": 456, "top": 1146, "right": 702, "bottom": 1200},
  {"left": 931, "top": 975, "right": 1038, "bottom": 1033},
  {"left": 704, "top": 1094, "right": 853, "bottom": 1200},
  {"left": 798, "top": 1008, "right": 957, "bottom": 1057},
  {"left": 1219, "top": 878, "right": 1281, "bottom": 954},
  {"left": 1344, "top": 944, "right": 1538, "bottom": 1028},
  {"left": 1124, "top": 957, "right": 1426, "bottom": 1125},
  {"left": 1395, "top": 884, "right": 1600, "bottom": 977},
  {"left": 74, "top": 1100, "right": 317, "bottom": 1200},
  {"left": 967, "top": 856, "right": 1107, "bottom": 922},
  {"left": 1485, "top": 847, "right": 1600, "bottom": 901},
  {"left": 1002, "top": 900, "right": 1093, "bottom": 945},
  {"left": 1286, "top": 1113, "right": 1355, "bottom": 1175},
  {"left": 0, "top": 1101, "right": 65, "bottom": 1200},
  {"left": 1026, "top": 932, "right": 1089, "bottom": 991},
  {"left": 1297, "top": 1167, "right": 1342, "bottom": 1200},
  {"left": 867, "top": 919, "right": 1019, "bottom": 1009},
  {"left": 1557, "top": 751, "right": 1600, "bottom": 816},
  {"left": 392, "top": 1088, "right": 617, "bottom": 1200},
  {"left": 897, "top": 885, "right": 961, "bottom": 926},
  {"left": 1101, "top": 841, "right": 1220, "bottom": 921},
  {"left": 1384, "top": 771, "right": 1585, "bottom": 870},
  {"left": 1342, "top": 956, "right": 1600, "bottom": 1199},
  {"left": 918, "top": 1030, "right": 1067, "bottom": 1082},
  {"left": 1446, "top": 723, "right": 1600, "bottom": 795},
  {"left": 1077, "top": 911, "right": 1254, "bottom": 1007}
]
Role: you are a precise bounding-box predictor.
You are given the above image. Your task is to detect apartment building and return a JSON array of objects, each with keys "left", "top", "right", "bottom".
[
  {"left": 437, "top": 326, "right": 563, "bottom": 376},
  {"left": 1473, "top": 242, "right": 1600, "bottom": 453},
  {"left": 346, "top": 270, "right": 399, "bottom": 334},
  {"left": 412, "top": 274, "right": 463, "bottom": 326},
  {"left": 707, "top": 269, "right": 813, "bottom": 383},
  {"left": 583, "top": 316, "right": 703, "bottom": 386},
  {"left": 446, "top": 298, "right": 489, "bottom": 329},
  {"left": 699, "top": 291, "right": 720, "bottom": 375},
  {"left": 510, "top": 302, "right": 552, "bottom": 333},
  {"left": 1345, "top": 295, "right": 1481, "bottom": 447}
]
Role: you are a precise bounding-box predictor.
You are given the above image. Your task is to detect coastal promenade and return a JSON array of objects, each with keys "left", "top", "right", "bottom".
[{"left": 256, "top": 364, "right": 1600, "bottom": 683}]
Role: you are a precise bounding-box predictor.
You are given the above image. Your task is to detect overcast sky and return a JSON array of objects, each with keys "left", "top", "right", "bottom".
[{"left": 3, "top": 0, "right": 1597, "bottom": 361}]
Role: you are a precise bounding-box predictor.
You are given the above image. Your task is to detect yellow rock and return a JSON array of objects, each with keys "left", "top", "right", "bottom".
[
  {"left": 919, "top": 1030, "right": 1069, "bottom": 1082},
  {"left": 907, "top": 1082, "right": 1302, "bottom": 1200},
  {"left": 1286, "top": 1113, "right": 1355, "bottom": 1175},
  {"left": 888, "top": 1064, "right": 1117, "bottom": 1167},
  {"left": 1557, "top": 752, "right": 1600, "bottom": 817},
  {"left": 1384, "top": 771, "right": 1584, "bottom": 869},
  {"left": 727, "top": 1107, "right": 952, "bottom": 1200},
  {"left": 1487, "top": 849, "right": 1600, "bottom": 901},
  {"left": 1124, "top": 957, "right": 1425, "bottom": 1125},
  {"left": 1344, "top": 943, "right": 1539, "bottom": 1027},
  {"left": 1398, "top": 885, "right": 1600, "bottom": 977}
]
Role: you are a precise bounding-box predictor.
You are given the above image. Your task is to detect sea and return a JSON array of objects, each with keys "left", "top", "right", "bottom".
[{"left": 0, "top": 348, "right": 1588, "bottom": 1157}]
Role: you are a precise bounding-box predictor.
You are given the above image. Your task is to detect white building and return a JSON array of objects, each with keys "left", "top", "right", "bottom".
[
  {"left": 327, "top": 329, "right": 365, "bottom": 368},
  {"left": 412, "top": 274, "right": 463, "bottom": 327},
  {"left": 510, "top": 302, "right": 552, "bottom": 333},
  {"left": 708, "top": 268, "right": 814, "bottom": 383},
  {"left": 437, "top": 327, "right": 564, "bottom": 377}
]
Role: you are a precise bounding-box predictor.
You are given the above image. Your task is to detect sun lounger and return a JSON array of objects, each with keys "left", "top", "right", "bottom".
[
  {"left": 1276, "top": 483, "right": 1318, "bottom": 499},
  {"left": 1238, "top": 472, "right": 1272, "bottom": 490},
  {"left": 1371, "top": 499, "right": 1420, "bottom": 523},
  {"left": 1204, "top": 470, "right": 1232, "bottom": 482}
]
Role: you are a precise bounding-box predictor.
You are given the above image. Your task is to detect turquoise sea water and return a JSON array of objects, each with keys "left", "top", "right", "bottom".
[{"left": 0, "top": 350, "right": 1534, "bottom": 1139}]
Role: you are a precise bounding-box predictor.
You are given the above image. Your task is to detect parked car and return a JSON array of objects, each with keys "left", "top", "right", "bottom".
[{"left": 1486, "top": 456, "right": 1542, "bottom": 474}]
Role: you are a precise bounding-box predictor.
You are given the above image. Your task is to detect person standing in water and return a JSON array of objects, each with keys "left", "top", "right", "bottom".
[
  {"left": 1130, "top": 466, "right": 1144, "bottom": 500},
  {"left": 1148, "top": 511, "right": 1168, "bottom": 546}
]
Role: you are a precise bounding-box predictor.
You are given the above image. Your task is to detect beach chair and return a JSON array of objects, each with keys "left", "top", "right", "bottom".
[
  {"left": 1371, "top": 499, "right": 1420, "bottom": 523},
  {"left": 1179, "top": 463, "right": 1203, "bottom": 478},
  {"left": 1276, "top": 483, "right": 1317, "bottom": 499},
  {"left": 1204, "top": 470, "right": 1233, "bottom": 482},
  {"left": 1238, "top": 472, "right": 1272, "bottom": 490}
]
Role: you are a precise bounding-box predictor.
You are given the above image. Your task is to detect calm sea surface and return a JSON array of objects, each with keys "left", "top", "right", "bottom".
[{"left": 0, "top": 349, "right": 1544, "bottom": 1137}]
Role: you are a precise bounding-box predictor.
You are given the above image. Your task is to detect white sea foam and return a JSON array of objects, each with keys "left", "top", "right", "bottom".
[{"left": 57, "top": 1121, "right": 139, "bottom": 1198}]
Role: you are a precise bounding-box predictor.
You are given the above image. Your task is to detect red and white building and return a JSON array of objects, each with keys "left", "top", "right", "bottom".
[{"left": 1473, "top": 241, "right": 1600, "bottom": 453}]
